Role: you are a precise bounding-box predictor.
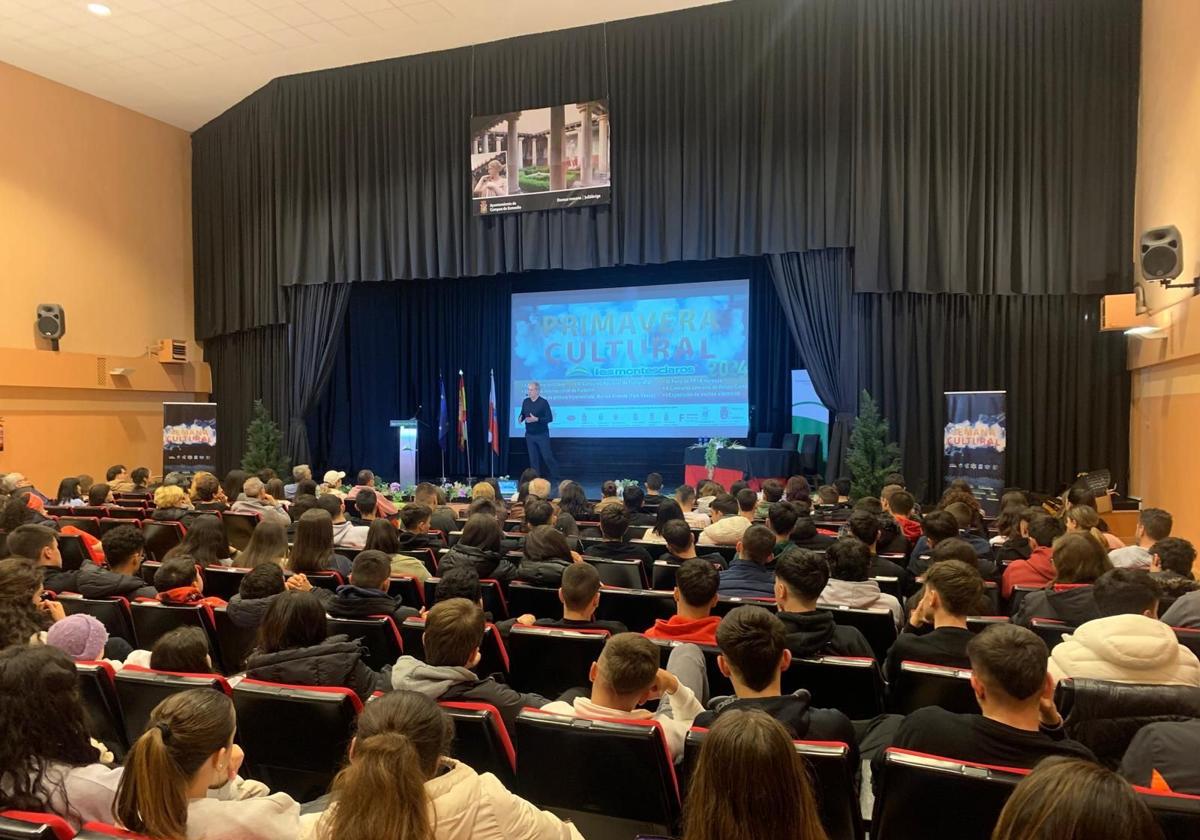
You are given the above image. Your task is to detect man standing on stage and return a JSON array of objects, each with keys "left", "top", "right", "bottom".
[{"left": 519, "top": 381, "right": 560, "bottom": 482}]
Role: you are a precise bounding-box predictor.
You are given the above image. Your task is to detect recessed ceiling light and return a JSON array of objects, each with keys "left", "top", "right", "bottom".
[{"left": 87, "top": 3, "right": 112, "bottom": 16}]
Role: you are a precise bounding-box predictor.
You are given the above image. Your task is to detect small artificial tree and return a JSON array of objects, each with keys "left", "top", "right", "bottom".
[
  {"left": 845, "top": 390, "right": 902, "bottom": 501},
  {"left": 241, "top": 400, "right": 290, "bottom": 477}
]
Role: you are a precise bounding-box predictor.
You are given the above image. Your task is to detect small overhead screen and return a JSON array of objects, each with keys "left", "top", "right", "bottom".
[{"left": 470, "top": 100, "right": 610, "bottom": 215}]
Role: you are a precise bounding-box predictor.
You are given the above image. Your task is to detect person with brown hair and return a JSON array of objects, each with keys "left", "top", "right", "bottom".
[
  {"left": 149, "top": 626, "right": 214, "bottom": 673},
  {"left": 991, "top": 757, "right": 1162, "bottom": 840},
  {"left": 115, "top": 688, "right": 298, "bottom": 839},
  {"left": 699, "top": 489, "right": 757, "bottom": 546},
  {"left": 1065, "top": 504, "right": 1122, "bottom": 553},
  {"left": 390, "top": 598, "right": 549, "bottom": 739},
  {"left": 502, "top": 562, "right": 627, "bottom": 635},
  {"left": 717, "top": 524, "right": 777, "bottom": 598},
  {"left": 288, "top": 508, "right": 343, "bottom": 576},
  {"left": 0, "top": 557, "right": 61, "bottom": 648},
  {"left": 516, "top": 524, "right": 584, "bottom": 587},
  {"left": 233, "top": 520, "right": 289, "bottom": 570},
  {"left": 883, "top": 559, "right": 982, "bottom": 686},
  {"left": 682, "top": 709, "right": 829, "bottom": 840},
  {"left": 439, "top": 512, "right": 515, "bottom": 582},
  {"left": 303, "top": 690, "right": 581, "bottom": 840},
  {"left": 1013, "top": 533, "right": 1112, "bottom": 627}
]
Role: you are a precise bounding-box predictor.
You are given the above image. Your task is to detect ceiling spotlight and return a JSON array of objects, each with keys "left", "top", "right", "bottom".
[{"left": 87, "top": 3, "right": 112, "bottom": 16}]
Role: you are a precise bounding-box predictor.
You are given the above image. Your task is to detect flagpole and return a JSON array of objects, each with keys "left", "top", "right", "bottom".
[{"left": 461, "top": 369, "right": 473, "bottom": 483}]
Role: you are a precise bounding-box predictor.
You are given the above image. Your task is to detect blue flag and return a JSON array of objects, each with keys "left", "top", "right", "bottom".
[{"left": 437, "top": 373, "right": 450, "bottom": 450}]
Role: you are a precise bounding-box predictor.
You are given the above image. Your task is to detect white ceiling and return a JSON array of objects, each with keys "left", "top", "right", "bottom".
[{"left": 0, "top": 0, "right": 722, "bottom": 131}]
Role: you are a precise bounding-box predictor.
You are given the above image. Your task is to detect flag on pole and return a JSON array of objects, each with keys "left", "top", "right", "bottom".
[
  {"left": 456, "top": 370, "right": 468, "bottom": 451},
  {"left": 488, "top": 369, "right": 500, "bottom": 456},
  {"left": 437, "top": 373, "right": 449, "bottom": 450}
]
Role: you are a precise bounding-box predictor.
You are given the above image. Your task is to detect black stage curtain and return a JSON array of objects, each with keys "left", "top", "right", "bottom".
[
  {"left": 852, "top": 0, "right": 1140, "bottom": 294},
  {"left": 203, "top": 324, "right": 289, "bottom": 475},
  {"left": 854, "top": 294, "right": 1130, "bottom": 504},
  {"left": 307, "top": 259, "right": 798, "bottom": 486},
  {"left": 286, "top": 284, "right": 353, "bottom": 466}
]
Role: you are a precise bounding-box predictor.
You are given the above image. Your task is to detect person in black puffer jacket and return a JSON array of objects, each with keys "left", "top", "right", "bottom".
[
  {"left": 440, "top": 514, "right": 517, "bottom": 583},
  {"left": 225, "top": 563, "right": 333, "bottom": 630},
  {"left": 326, "top": 550, "right": 418, "bottom": 624},
  {"left": 516, "top": 525, "right": 579, "bottom": 587},
  {"left": 1013, "top": 534, "right": 1110, "bottom": 628},
  {"left": 243, "top": 589, "right": 383, "bottom": 701},
  {"left": 78, "top": 525, "right": 156, "bottom": 600}
]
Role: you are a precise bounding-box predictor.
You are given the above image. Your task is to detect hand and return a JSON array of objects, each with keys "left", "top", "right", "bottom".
[
  {"left": 262, "top": 493, "right": 276, "bottom": 505},
  {"left": 527, "top": 415, "right": 538, "bottom": 423},
  {"left": 419, "top": 606, "right": 429, "bottom": 619},
  {"left": 647, "top": 669, "right": 680, "bottom": 700},
  {"left": 39, "top": 599, "right": 66, "bottom": 623},
  {"left": 569, "top": 550, "right": 583, "bottom": 564},
  {"left": 1038, "top": 696, "right": 1063, "bottom": 728},
  {"left": 517, "top": 614, "right": 536, "bottom": 626},
  {"left": 285, "top": 574, "right": 312, "bottom": 592}
]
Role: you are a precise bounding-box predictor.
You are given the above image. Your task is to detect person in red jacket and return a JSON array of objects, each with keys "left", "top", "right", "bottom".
[
  {"left": 1002, "top": 513, "right": 1066, "bottom": 598},
  {"left": 153, "top": 555, "right": 227, "bottom": 608},
  {"left": 884, "top": 488, "right": 924, "bottom": 544},
  {"left": 645, "top": 558, "right": 721, "bottom": 645}
]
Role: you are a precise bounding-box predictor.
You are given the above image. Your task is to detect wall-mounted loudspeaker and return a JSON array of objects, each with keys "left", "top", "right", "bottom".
[
  {"left": 1139, "top": 225, "right": 1183, "bottom": 281},
  {"left": 35, "top": 303, "right": 65, "bottom": 350}
]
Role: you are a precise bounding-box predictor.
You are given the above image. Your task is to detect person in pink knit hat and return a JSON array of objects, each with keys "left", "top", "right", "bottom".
[{"left": 45, "top": 613, "right": 109, "bottom": 662}]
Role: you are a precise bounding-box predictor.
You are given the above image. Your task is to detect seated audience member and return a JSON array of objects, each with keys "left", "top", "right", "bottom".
[
  {"left": 696, "top": 606, "right": 856, "bottom": 745},
  {"left": 116, "top": 688, "right": 299, "bottom": 839},
  {"left": 1149, "top": 536, "right": 1199, "bottom": 599},
  {"left": 557, "top": 480, "right": 594, "bottom": 525},
  {"left": 1109, "top": 508, "right": 1172, "bottom": 570},
  {"left": 441, "top": 512, "right": 516, "bottom": 582},
  {"left": 819, "top": 537, "right": 904, "bottom": 627},
  {"left": 128, "top": 467, "right": 153, "bottom": 495},
  {"left": 718, "top": 524, "right": 778, "bottom": 598},
  {"left": 0, "top": 558, "right": 63, "bottom": 648},
  {"left": 993, "top": 503, "right": 1034, "bottom": 564},
  {"left": 54, "top": 477, "right": 85, "bottom": 508},
  {"left": 45, "top": 613, "right": 110, "bottom": 662},
  {"left": 86, "top": 482, "right": 114, "bottom": 508},
  {"left": 882, "top": 487, "right": 923, "bottom": 545},
  {"left": 77, "top": 474, "right": 95, "bottom": 499},
  {"left": 220, "top": 469, "right": 249, "bottom": 504},
  {"left": 0, "top": 494, "right": 50, "bottom": 537},
  {"left": 227, "top": 563, "right": 322, "bottom": 631},
  {"left": 884, "top": 559, "right": 981, "bottom": 685},
  {"left": 585, "top": 505, "right": 653, "bottom": 564},
  {"left": 903, "top": 537, "right": 989, "bottom": 615},
  {"left": 288, "top": 508, "right": 349, "bottom": 577},
  {"left": 541, "top": 632, "right": 704, "bottom": 761},
  {"left": 191, "top": 472, "right": 229, "bottom": 513},
  {"left": 0, "top": 645, "right": 126, "bottom": 828},
  {"left": 164, "top": 515, "right": 234, "bottom": 568},
  {"left": 154, "top": 555, "right": 227, "bottom": 608},
  {"left": 1119, "top": 718, "right": 1200, "bottom": 795},
  {"left": 699, "top": 490, "right": 757, "bottom": 546},
  {"left": 766, "top": 501, "right": 799, "bottom": 556},
  {"left": 993, "top": 757, "right": 1159, "bottom": 840},
  {"left": 516, "top": 525, "right": 581, "bottom": 587},
  {"left": 391, "top": 598, "right": 549, "bottom": 737},
  {"left": 876, "top": 624, "right": 1095, "bottom": 776},
  {"left": 344, "top": 469, "right": 397, "bottom": 517},
  {"left": 846, "top": 509, "right": 909, "bottom": 581},
  {"left": 504, "top": 562, "right": 627, "bottom": 635},
  {"left": 301, "top": 690, "right": 582, "bottom": 840},
  {"left": 234, "top": 520, "right": 289, "bottom": 570},
  {"left": 834, "top": 477, "right": 852, "bottom": 504},
  {"left": 693, "top": 479, "right": 724, "bottom": 515},
  {"left": 350, "top": 489, "right": 378, "bottom": 526},
  {"left": 150, "top": 484, "right": 201, "bottom": 528},
  {"left": 1014, "top": 533, "right": 1111, "bottom": 627},
  {"left": 396, "top": 503, "right": 445, "bottom": 551},
  {"left": 326, "top": 549, "right": 418, "bottom": 624},
  {"left": 105, "top": 464, "right": 132, "bottom": 493},
  {"left": 909, "top": 510, "right": 970, "bottom": 577},
  {"left": 645, "top": 558, "right": 722, "bottom": 645},
  {"left": 284, "top": 465, "right": 311, "bottom": 501},
  {"left": 315, "top": 493, "right": 368, "bottom": 550},
  {"left": 471, "top": 480, "right": 498, "bottom": 503},
  {"left": 408, "top": 482, "right": 455, "bottom": 534},
  {"left": 527, "top": 487, "right": 578, "bottom": 539},
  {"left": 755, "top": 479, "right": 785, "bottom": 518},
  {"left": 1065, "top": 504, "right": 1124, "bottom": 552},
  {"left": 149, "top": 626, "right": 215, "bottom": 673},
  {"left": 4, "top": 524, "right": 75, "bottom": 592},
  {"left": 245, "top": 590, "right": 384, "bottom": 700},
  {"left": 1048, "top": 568, "right": 1200, "bottom": 686},
  {"left": 784, "top": 475, "right": 811, "bottom": 503},
  {"left": 656, "top": 519, "right": 728, "bottom": 568},
  {"left": 642, "top": 499, "right": 687, "bottom": 545},
  {"left": 80, "top": 525, "right": 155, "bottom": 599},
  {"left": 318, "top": 469, "right": 347, "bottom": 496},
  {"left": 645, "top": 472, "right": 664, "bottom": 498},
  {"left": 621, "top": 484, "right": 656, "bottom": 527},
  {"left": 363, "top": 517, "right": 430, "bottom": 581},
  {"left": 1002, "top": 513, "right": 1066, "bottom": 598},
  {"left": 773, "top": 548, "right": 873, "bottom": 658},
  {"left": 682, "top": 710, "right": 828, "bottom": 840},
  {"left": 591, "top": 480, "right": 621, "bottom": 513},
  {"left": 675, "top": 484, "right": 711, "bottom": 529},
  {"left": 790, "top": 515, "right": 835, "bottom": 550}
]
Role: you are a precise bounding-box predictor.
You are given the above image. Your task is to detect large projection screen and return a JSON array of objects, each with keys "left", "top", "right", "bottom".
[{"left": 510, "top": 280, "right": 750, "bottom": 439}]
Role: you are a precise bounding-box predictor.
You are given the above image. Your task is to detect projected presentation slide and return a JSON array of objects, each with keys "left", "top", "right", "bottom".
[{"left": 510, "top": 280, "right": 750, "bottom": 439}]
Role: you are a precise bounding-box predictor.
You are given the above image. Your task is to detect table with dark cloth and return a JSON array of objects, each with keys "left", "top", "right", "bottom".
[{"left": 682, "top": 446, "right": 800, "bottom": 491}]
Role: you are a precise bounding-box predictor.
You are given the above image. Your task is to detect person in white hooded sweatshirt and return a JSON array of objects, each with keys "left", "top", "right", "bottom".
[
  {"left": 301, "top": 690, "right": 582, "bottom": 840},
  {"left": 1048, "top": 568, "right": 1200, "bottom": 687},
  {"left": 817, "top": 537, "right": 904, "bottom": 628}
]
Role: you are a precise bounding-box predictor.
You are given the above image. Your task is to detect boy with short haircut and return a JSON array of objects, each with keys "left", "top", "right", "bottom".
[
  {"left": 80, "top": 525, "right": 156, "bottom": 599},
  {"left": 390, "top": 597, "right": 550, "bottom": 738},
  {"left": 584, "top": 506, "right": 654, "bottom": 572},
  {"left": 767, "top": 502, "right": 799, "bottom": 556},
  {"left": 674, "top": 484, "right": 711, "bottom": 529},
  {"left": 884, "top": 559, "right": 981, "bottom": 685},
  {"left": 540, "top": 632, "right": 705, "bottom": 761},
  {"left": 819, "top": 537, "right": 904, "bottom": 627},
  {"left": 227, "top": 563, "right": 329, "bottom": 629},
  {"left": 153, "top": 555, "right": 227, "bottom": 607},
  {"left": 699, "top": 491, "right": 756, "bottom": 546},
  {"left": 1002, "top": 513, "right": 1066, "bottom": 597},
  {"left": 504, "top": 562, "right": 627, "bottom": 635},
  {"left": 351, "top": 490, "right": 379, "bottom": 526},
  {"left": 645, "top": 558, "right": 722, "bottom": 645},
  {"left": 656, "top": 520, "right": 728, "bottom": 569},
  {"left": 395, "top": 504, "right": 443, "bottom": 551},
  {"left": 1148, "top": 537, "right": 1198, "bottom": 598},
  {"left": 326, "top": 549, "right": 418, "bottom": 624},
  {"left": 774, "top": 549, "right": 873, "bottom": 658},
  {"left": 883, "top": 489, "right": 923, "bottom": 545},
  {"left": 316, "top": 492, "right": 369, "bottom": 548},
  {"left": 718, "top": 525, "right": 777, "bottom": 598},
  {"left": 4, "top": 524, "right": 74, "bottom": 593},
  {"left": 622, "top": 485, "right": 656, "bottom": 527},
  {"left": 1110, "top": 507, "right": 1173, "bottom": 570},
  {"left": 695, "top": 606, "right": 856, "bottom": 748},
  {"left": 790, "top": 515, "right": 834, "bottom": 550},
  {"left": 756, "top": 480, "right": 785, "bottom": 518}
]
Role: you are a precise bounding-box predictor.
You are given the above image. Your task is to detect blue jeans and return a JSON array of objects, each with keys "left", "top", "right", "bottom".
[{"left": 526, "top": 434, "right": 560, "bottom": 482}]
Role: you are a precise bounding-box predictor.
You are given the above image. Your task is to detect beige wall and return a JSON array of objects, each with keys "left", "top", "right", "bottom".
[
  {"left": 0, "top": 61, "right": 206, "bottom": 494},
  {"left": 1129, "top": 0, "right": 1200, "bottom": 543}
]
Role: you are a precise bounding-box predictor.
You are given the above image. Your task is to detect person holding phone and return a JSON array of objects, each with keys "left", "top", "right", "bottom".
[{"left": 518, "top": 381, "right": 560, "bottom": 482}]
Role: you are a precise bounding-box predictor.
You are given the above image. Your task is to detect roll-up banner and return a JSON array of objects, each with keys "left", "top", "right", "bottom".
[{"left": 943, "top": 391, "right": 1006, "bottom": 517}]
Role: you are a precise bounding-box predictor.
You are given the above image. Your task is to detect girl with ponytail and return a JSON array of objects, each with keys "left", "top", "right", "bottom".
[
  {"left": 115, "top": 688, "right": 299, "bottom": 840},
  {"left": 304, "top": 690, "right": 582, "bottom": 840}
]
